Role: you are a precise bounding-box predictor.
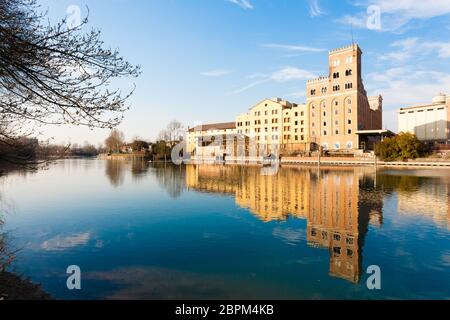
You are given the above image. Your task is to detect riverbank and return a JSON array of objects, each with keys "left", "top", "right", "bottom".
[
  {"left": 186, "top": 156, "right": 450, "bottom": 168},
  {"left": 98, "top": 152, "right": 148, "bottom": 160}
]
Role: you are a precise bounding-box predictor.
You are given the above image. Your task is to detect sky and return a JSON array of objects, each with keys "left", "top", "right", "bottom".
[{"left": 36, "top": 0, "right": 450, "bottom": 145}]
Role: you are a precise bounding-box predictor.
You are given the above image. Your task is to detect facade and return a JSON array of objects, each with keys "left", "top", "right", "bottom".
[
  {"left": 187, "top": 122, "right": 237, "bottom": 160},
  {"left": 398, "top": 94, "right": 450, "bottom": 145},
  {"left": 235, "top": 98, "right": 309, "bottom": 155},
  {"left": 187, "top": 44, "right": 383, "bottom": 159},
  {"left": 306, "top": 44, "right": 382, "bottom": 151}
]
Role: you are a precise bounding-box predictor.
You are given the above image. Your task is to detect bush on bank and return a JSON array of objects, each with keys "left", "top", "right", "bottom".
[{"left": 375, "top": 132, "right": 429, "bottom": 161}]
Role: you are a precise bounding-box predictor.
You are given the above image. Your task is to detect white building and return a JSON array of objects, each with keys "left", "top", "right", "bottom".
[{"left": 398, "top": 94, "right": 450, "bottom": 145}]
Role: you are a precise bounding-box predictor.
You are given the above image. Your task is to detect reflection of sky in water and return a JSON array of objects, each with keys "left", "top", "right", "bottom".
[{"left": 0, "top": 159, "right": 449, "bottom": 300}]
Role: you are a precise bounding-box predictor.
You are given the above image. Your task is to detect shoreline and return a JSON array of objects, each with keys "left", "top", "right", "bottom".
[{"left": 184, "top": 158, "right": 450, "bottom": 168}]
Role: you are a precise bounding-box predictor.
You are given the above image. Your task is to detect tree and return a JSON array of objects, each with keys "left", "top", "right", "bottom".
[
  {"left": 0, "top": 0, "right": 140, "bottom": 164},
  {"left": 130, "top": 139, "right": 149, "bottom": 152},
  {"left": 375, "top": 132, "right": 428, "bottom": 161},
  {"left": 104, "top": 129, "right": 124, "bottom": 153},
  {"left": 158, "top": 120, "right": 184, "bottom": 147},
  {"left": 151, "top": 141, "right": 171, "bottom": 160}
]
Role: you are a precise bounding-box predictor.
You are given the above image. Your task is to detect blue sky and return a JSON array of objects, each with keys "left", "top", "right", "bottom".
[{"left": 37, "top": 0, "right": 450, "bottom": 145}]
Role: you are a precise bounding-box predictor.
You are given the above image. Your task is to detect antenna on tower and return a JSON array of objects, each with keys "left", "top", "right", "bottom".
[{"left": 351, "top": 23, "right": 355, "bottom": 45}]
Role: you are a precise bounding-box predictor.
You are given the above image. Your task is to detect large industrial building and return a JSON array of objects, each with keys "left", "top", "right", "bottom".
[
  {"left": 187, "top": 44, "right": 385, "bottom": 160},
  {"left": 398, "top": 94, "right": 450, "bottom": 146}
]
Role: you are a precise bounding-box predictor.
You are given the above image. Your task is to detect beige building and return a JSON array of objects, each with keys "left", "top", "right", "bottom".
[
  {"left": 235, "top": 98, "right": 310, "bottom": 155},
  {"left": 398, "top": 94, "right": 450, "bottom": 145},
  {"left": 187, "top": 122, "right": 237, "bottom": 160},
  {"left": 306, "top": 44, "right": 382, "bottom": 151},
  {"left": 187, "top": 44, "right": 383, "bottom": 159}
]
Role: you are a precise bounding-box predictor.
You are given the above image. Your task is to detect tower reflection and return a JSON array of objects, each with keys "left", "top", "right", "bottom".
[{"left": 185, "top": 164, "right": 383, "bottom": 283}]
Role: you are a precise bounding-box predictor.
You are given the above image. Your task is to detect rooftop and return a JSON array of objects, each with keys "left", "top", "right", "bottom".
[{"left": 188, "top": 122, "right": 236, "bottom": 132}]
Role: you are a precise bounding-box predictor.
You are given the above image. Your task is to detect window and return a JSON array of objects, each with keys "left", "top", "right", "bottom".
[
  {"left": 335, "top": 101, "right": 339, "bottom": 106},
  {"left": 295, "top": 135, "right": 298, "bottom": 141},
  {"left": 312, "top": 122, "right": 315, "bottom": 127},
  {"left": 334, "top": 142, "right": 340, "bottom": 150},
  {"left": 347, "top": 99, "right": 352, "bottom": 105},
  {"left": 335, "top": 120, "right": 339, "bottom": 125},
  {"left": 321, "top": 87, "right": 327, "bottom": 94},
  {"left": 323, "top": 112, "right": 326, "bottom": 117},
  {"left": 346, "top": 141, "right": 353, "bottom": 149},
  {"left": 301, "top": 111, "right": 304, "bottom": 116},
  {"left": 333, "top": 72, "right": 340, "bottom": 79},
  {"left": 348, "top": 107, "right": 352, "bottom": 114},
  {"left": 295, "top": 121, "right": 298, "bottom": 125},
  {"left": 310, "top": 89, "right": 316, "bottom": 95},
  {"left": 301, "top": 135, "right": 305, "bottom": 141},
  {"left": 323, "top": 122, "right": 327, "bottom": 126},
  {"left": 335, "top": 130, "right": 339, "bottom": 135},
  {"left": 295, "top": 112, "right": 298, "bottom": 117},
  {"left": 333, "top": 85, "right": 340, "bottom": 91},
  {"left": 345, "top": 69, "right": 353, "bottom": 76},
  {"left": 345, "top": 56, "right": 353, "bottom": 64},
  {"left": 348, "top": 129, "right": 352, "bottom": 134},
  {"left": 301, "top": 120, "right": 304, "bottom": 125},
  {"left": 333, "top": 59, "right": 340, "bottom": 67},
  {"left": 265, "top": 119, "right": 268, "bottom": 124},
  {"left": 348, "top": 119, "right": 352, "bottom": 125},
  {"left": 345, "top": 83, "right": 353, "bottom": 89},
  {"left": 323, "top": 130, "right": 327, "bottom": 136}
]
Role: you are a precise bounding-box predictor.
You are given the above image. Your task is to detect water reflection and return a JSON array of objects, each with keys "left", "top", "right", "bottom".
[
  {"left": 1, "top": 159, "right": 449, "bottom": 299},
  {"left": 184, "top": 164, "right": 450, "bottom": 283},
  {"left": 185, "top": 165, "right": 379, "bottom": 283}
]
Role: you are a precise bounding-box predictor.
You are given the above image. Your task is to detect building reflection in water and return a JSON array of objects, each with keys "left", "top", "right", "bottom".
[{"left": 185, "top": 164, "right": 383, "bottom": 284}]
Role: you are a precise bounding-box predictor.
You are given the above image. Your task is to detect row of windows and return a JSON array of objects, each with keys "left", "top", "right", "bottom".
[
  {"left": 254, "top": 109, "right": 279, "bottom": 117},
  {"left": 311, "top": 129, "right": 352, "bottom": 136},
  {"left": 318, "top": 119, "right": 352, "bottom": 127},
  {"left": 334, "top": 69, "right": 353, "bottom": 78},
  {"left": 312, "top": 108, "right": 352, "bottom": 117},
  {"left": 311, "top": 99, "right": 352, "bottom": 109},
  {"left": 332, "top": 56, "right": 353, "bottom": 67}
]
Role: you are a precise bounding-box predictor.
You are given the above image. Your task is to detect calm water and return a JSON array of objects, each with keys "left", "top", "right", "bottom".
[{"left": 0, "top": 159, "right": 449, "bottom": 300}]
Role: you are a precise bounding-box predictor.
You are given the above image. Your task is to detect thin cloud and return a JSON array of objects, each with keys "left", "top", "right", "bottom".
[
  {"left": 230, "top": 67, "right": 316, "bottom": 94},
  {"left": 308, "top": 0, "right": 325, "bottom": 17},
  {"left": 226, "top": 0, "right": 253, "bottom": 10},
  {"left": 367, "top": 66, "right": 450, "bottom": 130},
  {"left": 201, "top": 69, "right": 233, "bottom": 77},
  {"left": 380, "top": 37, "right": 450, "bottom": 62},
  {"left": 230, "top": 79, "right": 269, "bottom": 95},
  {"left": 271, "top": 67, "right": 316, "bottom": 82},
  {"left": 261, "top": 43, "right": 325, "bottom": 52},
  {"left": 339, "top": 0, "right": 450, "bottom": 32}
]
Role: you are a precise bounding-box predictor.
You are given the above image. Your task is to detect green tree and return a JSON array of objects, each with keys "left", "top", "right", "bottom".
[{"left": 375, "top": 132, "right": 428, "bottom": 161}]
